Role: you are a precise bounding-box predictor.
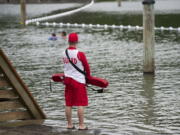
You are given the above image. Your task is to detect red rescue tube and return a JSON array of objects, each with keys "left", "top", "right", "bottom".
[
  {"left": 51, "top": 73, "right": 64, "bottom": 82},
  {"left": 51, "top": 73, "right": 108, "bottom": 88},
  {"left": 86, "top": 76, "right": 108, "bottom": 88}
]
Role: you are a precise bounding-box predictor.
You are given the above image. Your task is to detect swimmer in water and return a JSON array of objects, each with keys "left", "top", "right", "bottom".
[
  {"left": 60, "top": 31, "right": 67, "bottom": 40},
  {"left": 48, "top": 33, "right": 58, "bottom": 41}
]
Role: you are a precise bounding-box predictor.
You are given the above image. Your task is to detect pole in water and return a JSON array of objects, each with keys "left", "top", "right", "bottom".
[
  {"left": 20, "top": 0, "right": 27, "bottom": 26},
  {"left": 142, "top": 0, "right": 155, "bottom": 74},
  {"left": 49, "top": 79, "right": 52, "bottom": 92},
  {"left": 117, "top": 0, "right": 121, "bottom": 7}
]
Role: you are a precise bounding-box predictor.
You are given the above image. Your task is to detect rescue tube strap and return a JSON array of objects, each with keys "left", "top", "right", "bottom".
[
  {"left": 65, "top": 49, "right": 107, "bottom": 93},
  {"left": 65, "top": 49, "right": 86, "bottom": 76}
]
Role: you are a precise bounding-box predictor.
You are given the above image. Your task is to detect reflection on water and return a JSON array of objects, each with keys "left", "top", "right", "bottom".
[
  {"left": 1, "top": 26, "right": 180, "bottom": 134},
  {"left": 142, "top": 74, "right": 155, "bottom": 125},
  {"left": 0, "top": 2, "right": 180, "bottom": 135}
]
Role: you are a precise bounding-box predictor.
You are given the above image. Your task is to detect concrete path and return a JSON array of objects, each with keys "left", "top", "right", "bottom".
[{"left": 85, "top": 0, "right": 180, "bottom": 14}]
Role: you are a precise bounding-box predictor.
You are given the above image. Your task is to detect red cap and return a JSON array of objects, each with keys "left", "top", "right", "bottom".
[{"left": 68, "top": 33, "right": 78, "bottom": 43}]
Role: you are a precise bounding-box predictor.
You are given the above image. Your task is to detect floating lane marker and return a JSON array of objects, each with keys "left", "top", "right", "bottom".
[
  {"left": 26, "top": 0, "right": 94, "bottom": 25},
  {"left": 33, "top": 22, "right": 180, "bottom": 31}
]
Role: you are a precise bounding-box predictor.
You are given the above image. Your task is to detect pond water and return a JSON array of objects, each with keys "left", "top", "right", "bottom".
[{"left": 0, "top": 1, "right": 180, "bottom": 135}]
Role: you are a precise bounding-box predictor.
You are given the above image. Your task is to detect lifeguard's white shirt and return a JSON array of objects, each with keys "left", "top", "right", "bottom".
[{"left": 63, "top": 49, "right": 86, "bottom": 84}]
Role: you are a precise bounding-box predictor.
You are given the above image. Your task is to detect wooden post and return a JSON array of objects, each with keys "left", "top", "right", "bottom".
[
  {"left": 142, "top": 0, "right": 155, "bottom": 74},
  {"left": 117, "top": 0, "right": 121, "bottom": 7},
  {"left": 20, "top": 0, "right": 27, "bottom": 26}
]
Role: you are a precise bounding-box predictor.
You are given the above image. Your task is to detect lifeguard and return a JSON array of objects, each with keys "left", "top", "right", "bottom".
[{"left": 62, "top": 33, "right": 90, "bottom": 130}]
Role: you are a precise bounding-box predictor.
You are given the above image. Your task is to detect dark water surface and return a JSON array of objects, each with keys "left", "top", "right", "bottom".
[{"left": 0, "top": 2, "right": 180, "bottom": 135}]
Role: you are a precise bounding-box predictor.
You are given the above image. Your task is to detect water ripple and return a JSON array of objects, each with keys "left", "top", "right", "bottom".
[{"left": 1, "top": 26, "right": 180, "bottom": 134}]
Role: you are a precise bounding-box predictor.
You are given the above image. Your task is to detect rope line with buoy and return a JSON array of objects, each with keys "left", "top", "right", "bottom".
[
  {"left": 31, "top": 22, "right": 180, "bottom": 32},
  {"left": 26, "top": 0, "right": 94, "bottom": 25}
]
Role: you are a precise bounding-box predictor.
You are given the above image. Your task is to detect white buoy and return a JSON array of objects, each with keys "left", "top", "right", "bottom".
[
  {"left": 81, "top": 23, "right": 85, "bottom": 28},
  {"left": 120, "top": 25, "right": 124, "bottom": 30},
  {"left": 67, "top": 23, "right": 70, "bottom": 27},
  {"left": 178, "top": 27, "right": 180, "bottom": 32},
  {"left": 169, "top": 26, "right": 173, "bottom": 31},
  {"left": 53, "top": 22, "right": 56, "bottom": 27},
  {"left": 160, "top": 26, "right": 164, "bottom": 31},
  {"left": 36, "top": 22, "right": 40, "bottom": 26},
  {"left": 89, "top": 24, "right": 93, "bottom": 28},
  {"left": 104, "top": 24, "right": 108, "bottom": 29},
  {"left": 111, "top": 25, "right": 116, "bottom": 29},
  {"left": 96, "top": 24, "right": 100, "bottom": 28},
  {"left": 135, "top": 25, "right": 140, "bottom": 30},
  {"left": 59, "top": 22, "right": 63, "bottom": 27},
  {"left": 128, "top": 25, "right": 131, "bottom": 29},
  {"left": 74, "top": 23, "right": 78, "bottom": 27},
  {"left": 45, "top": 22, "right": 49, "bottom": 26}
]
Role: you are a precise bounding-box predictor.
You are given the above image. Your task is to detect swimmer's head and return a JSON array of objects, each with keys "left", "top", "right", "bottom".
[
  {"left": 61, "top": 31, "right": 67, "bottom": 36},
  {"left": 52, "top": 33, "right": 56, "bottom": 37}
]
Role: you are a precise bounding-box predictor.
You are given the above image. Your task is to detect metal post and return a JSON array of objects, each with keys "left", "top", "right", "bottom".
[
  {"left": 117, "top": 0, "right": 121, "bottom": 7},
  {"left": 20, "top": 0, "right": 27, "bottom": 26},
  {"left": 142, "top": 0, "right": 155, "bottom": 74}
]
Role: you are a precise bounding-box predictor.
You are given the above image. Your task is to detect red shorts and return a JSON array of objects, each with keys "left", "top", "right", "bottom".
[{"left": 64, "top": 77, "right": 88, "bottom": 106}]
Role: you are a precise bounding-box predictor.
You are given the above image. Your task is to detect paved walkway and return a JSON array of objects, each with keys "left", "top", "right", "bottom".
[{"left": 85, "top": 0, "right": 180, "bottom": 14}]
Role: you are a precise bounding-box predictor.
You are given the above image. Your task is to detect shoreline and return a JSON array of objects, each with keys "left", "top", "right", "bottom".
[{"left": 0, "top": 125, "right": 102, "bottom": 135}]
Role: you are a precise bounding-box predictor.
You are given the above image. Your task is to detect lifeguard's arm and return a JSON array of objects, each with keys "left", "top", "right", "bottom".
[{"left": 78, "top": 52, "right": 91, "bottom": 77}]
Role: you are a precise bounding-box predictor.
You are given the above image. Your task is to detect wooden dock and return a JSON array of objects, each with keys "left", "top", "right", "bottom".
[{"left": 0, "top": 48, "right": 46, "bottom": 127}]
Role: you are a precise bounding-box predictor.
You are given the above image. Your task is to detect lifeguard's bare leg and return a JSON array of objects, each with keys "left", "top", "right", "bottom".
[
  {"left": 78, "top": 106, "right": 86, "bottom": 129},
  {"left": 65, "top": 106, "right": 73, "bottom": 128}
]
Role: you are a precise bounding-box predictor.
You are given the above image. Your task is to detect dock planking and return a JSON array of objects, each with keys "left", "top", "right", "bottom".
[{"left": 0, "top": 48, "right": 46, "bottom": 127}]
